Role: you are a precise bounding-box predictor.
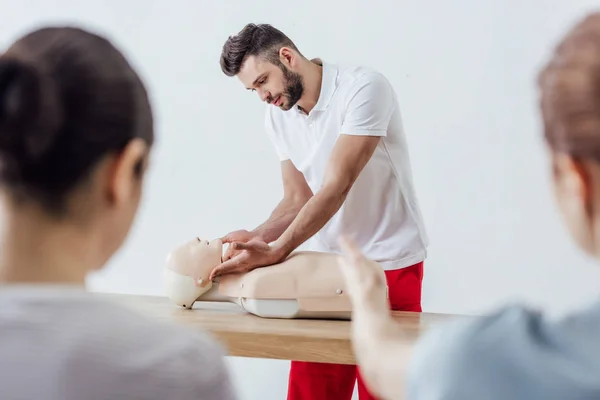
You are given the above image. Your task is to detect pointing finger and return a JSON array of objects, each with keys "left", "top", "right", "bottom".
[
  {"left": 338, "top": 236, "right": 366, "bottom": 261},
  {"left": 336, "top": 251, "right": 364, "bottom": 284},
  {"left": 337, "top": 236, "right": 385, "bottom": 287}
]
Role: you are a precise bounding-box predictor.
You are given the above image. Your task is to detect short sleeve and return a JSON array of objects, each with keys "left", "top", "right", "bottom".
[
  {"left": 340, "top": 72, "right": 395, "bottom": 137},
  {"left": 264, "top": 107, "right": 290, "bottom": 161},
  {"left": 406, "top": 304, "right": 600, "bottom": 400}
]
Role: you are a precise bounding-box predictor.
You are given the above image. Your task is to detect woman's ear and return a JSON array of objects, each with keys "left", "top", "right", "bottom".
[
  {"left": 551, "top": 153, "right": 600, "bottom": 254},
  {"left": 107, "top": 138, "right": 148, "bottom": 206},
  {"left": 557, "top": 154, "right": 593, "bottom": 216}
]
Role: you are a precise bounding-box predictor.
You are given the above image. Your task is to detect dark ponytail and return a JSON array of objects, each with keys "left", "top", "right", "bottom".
[
  {"left": 0, "top": 57, "right": 63, "bottom": 179},
  {"left": 0, "top": 26, "right": 154, "bottom": 214}
]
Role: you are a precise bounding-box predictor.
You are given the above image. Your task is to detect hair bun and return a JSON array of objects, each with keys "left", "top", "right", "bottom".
[{"left": 0, "top": 57, "right": 63, "bottom": 173}]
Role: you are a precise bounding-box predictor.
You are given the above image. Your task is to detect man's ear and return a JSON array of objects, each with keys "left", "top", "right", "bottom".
[
  {"left": 279, "top": 47, "right": 295, "bottom": 67},
  {"left": 107, "top": 138, "right": 148, "bottom": 206}
]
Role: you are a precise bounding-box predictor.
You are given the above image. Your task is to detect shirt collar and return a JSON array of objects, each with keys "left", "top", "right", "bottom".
[{"left": 296, "top": 59, "right": 338, "bottom": 114}]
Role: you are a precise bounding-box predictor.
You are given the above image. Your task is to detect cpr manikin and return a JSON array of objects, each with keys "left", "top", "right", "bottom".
[{"left": 164, "top": 237, "right": 386, "bottom": 319}]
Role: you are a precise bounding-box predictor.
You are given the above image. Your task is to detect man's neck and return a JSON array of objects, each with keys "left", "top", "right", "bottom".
[{"left": 296, "top": 58, "right": 324, "bottom": 115}]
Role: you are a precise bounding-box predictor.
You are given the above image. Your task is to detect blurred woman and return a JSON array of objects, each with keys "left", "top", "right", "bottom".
[
  {"left": 337, "top": 11, "right": 600, "bottom": 400},
  {"left": 0, "top": 26, "right": 236, "bottom": 399}
]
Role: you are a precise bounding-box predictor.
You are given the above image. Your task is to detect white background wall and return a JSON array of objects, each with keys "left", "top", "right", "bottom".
[{"left": 2, "top": 1, "right": 600, "bottom": 399}]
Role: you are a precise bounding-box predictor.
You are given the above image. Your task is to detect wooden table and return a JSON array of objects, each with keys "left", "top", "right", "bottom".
[{"left": 99, "top": 293, "right": 466, "bottom": 365}]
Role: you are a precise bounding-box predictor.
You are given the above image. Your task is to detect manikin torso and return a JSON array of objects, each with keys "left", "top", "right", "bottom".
[{"left": 164, "top": 238, "right": 386, "bottom": 319}]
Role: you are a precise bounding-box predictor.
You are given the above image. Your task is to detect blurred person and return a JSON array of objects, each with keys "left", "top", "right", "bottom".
[
  {"left": 216, "top": 23, "right": 428, "bottom": 400},
  {"left": 0, "top": 26, "right": 236, "bottom": 400},
  {"left": 337, "top": 11, "right": 600, "bottom": 400}
]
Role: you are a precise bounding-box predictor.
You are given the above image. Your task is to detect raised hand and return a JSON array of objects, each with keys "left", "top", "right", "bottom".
[
  {"left": 336, "top": 236, "right": 389, "bottom": 313},
  {"left": 336, "top": 236, "right": 406, "bottom": 400}
]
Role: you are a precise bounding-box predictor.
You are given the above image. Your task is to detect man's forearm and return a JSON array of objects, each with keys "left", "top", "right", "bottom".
[
  {"left": 251, "top": 198, "right": 306, "bottom": 244},
  {"left": 274, "top": 185, "right": 347, "bottom": 255}
]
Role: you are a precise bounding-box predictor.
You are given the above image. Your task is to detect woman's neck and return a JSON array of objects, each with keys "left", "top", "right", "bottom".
[{"left": 0, "top": 201, "right": 94, "bottom": 285}]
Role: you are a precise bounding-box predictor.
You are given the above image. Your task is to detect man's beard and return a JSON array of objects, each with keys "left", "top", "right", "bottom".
[{"left": 279, "top": 66, "right": 304, "bottom": 111}]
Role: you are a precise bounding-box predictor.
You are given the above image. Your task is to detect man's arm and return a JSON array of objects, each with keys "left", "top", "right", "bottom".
[
  {"left": 251, "top": 160, "right": 313, "bottom": 243},
  {"left": 272, "top": 135, "right": 380, "bottom": 255}
]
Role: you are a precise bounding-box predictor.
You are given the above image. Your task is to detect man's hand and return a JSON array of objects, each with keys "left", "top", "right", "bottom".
[
  {"left": 220, "top": 230, "right": 262, "bottom": 261},
  {"left": 209, "top": 239, "right": 287, "bottom": 280}
]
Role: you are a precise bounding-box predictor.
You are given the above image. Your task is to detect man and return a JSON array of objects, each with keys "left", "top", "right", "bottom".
[{"left": 213, "top": 23, "right": 429, "bottom": 400}]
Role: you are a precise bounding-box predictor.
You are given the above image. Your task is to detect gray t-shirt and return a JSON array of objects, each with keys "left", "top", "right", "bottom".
[
  {"left": 0, "top": 285, "right": 237, "bottom": 400},
  {"left": 407, "top": 300, "right": 600, "bottom": 399}
]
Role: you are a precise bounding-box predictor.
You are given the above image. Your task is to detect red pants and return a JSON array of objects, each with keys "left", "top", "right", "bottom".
[{"left": 286, "top": 261, "right": 424, "bottom": 400}]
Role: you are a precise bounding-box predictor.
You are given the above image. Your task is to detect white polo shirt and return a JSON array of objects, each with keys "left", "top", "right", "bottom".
[{"left": 264, "top": 61, "right": 428, "bottom": 270}]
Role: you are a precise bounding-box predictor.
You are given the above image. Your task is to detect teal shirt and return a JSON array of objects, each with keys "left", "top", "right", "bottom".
[{"left": 408, "top": 301, "right": 600, "bottom": 399}]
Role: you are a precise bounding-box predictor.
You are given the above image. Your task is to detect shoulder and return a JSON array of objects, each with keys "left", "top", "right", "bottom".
[
  {"left": 336, "top": 64, "right": 394, "bottom": 97},
  {"left": 71, "top": 298, "right": 237, "bottom": 399},
  {"left": 407, "top": 303, "right": 600, "bottom": 399},
  {"left": 332, "top": 64, "right": 395, "bottom": 113}
]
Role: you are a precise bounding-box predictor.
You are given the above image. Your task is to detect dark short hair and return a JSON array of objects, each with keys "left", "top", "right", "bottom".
[
  {"left": 0, "top": 26, "right": 154, "bottom": 215},
  {"left": 220, "top": 23, "right": 301, "bottom": 77}
]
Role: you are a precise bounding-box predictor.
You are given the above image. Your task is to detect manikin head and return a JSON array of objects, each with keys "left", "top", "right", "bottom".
[
  {"left": 0, "top": 27, "right": 153, "bottom": 283},
  {"left": 539, "top": 12, "right": 600, "bottom": 260},
  {"left": 220, "top": 23, "right": 308, "bottom": 111},
  {"left": 164, "top": 237, "right": 224, "bottom": 308}
]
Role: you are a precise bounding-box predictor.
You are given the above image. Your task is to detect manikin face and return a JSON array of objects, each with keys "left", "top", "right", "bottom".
[
  {"left": 164, "top": 238, "right": 224, "bottom": 308},
  {"left": 550, "top": 151, "right": 600, "bottom": 257},
  {"left": 165, "top": 237, "right": 224, "bottom": 279},
  {"left": 237, "top": 51, "right": 304, "bottom": 111}
]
